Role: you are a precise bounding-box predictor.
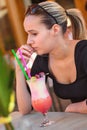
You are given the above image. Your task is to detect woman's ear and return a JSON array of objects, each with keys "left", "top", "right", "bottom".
[{"left": 51, "top": 24, "right": 60, "bottom": 36}]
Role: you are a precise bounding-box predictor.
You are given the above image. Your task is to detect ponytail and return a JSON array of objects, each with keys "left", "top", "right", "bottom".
[{"left": 66, "top": 9, "right": 87, "bottom": 39}]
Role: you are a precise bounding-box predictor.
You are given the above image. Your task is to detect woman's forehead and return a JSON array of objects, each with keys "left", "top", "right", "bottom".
[
  {"left": 24, "top": 15, "right": 42, "bottom": 23},
  {"left": 23, "top": 15, "right": 44, "bottom": 31},
  {"left": 24, "top": 15, "right": 42, "bottom": 27}
]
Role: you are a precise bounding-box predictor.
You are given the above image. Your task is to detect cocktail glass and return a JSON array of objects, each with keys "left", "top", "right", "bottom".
[{"left": 27, "top": 75, "right": 54, "bottom": 127}]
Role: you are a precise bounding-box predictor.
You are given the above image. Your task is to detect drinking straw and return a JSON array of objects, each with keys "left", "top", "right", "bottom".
[
  {"left": 18, "top": 48, "right": 31, "bottom": 78},
  {"left": 11, "top": 49, "right": 29, "bottom": 80}
]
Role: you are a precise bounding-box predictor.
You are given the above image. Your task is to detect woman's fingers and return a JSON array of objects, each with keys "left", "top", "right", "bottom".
[
  {"left": 16, "top": 44, "right": 34, "bottom": 65},
  {"left": 17, "top": 45, "right": 33, "bottom": 57},
  {"left": 20, "top": 44, "right": 34, "bottom": 54}
]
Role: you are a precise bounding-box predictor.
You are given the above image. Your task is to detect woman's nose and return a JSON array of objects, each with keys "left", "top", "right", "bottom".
[{"left": 26, "top": 36, "right": 33, "bottom": 45}]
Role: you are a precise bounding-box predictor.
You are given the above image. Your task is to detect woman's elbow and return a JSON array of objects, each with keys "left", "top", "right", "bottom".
[{"left": 18, "top": 106, "right": 32, "bottom": 115}]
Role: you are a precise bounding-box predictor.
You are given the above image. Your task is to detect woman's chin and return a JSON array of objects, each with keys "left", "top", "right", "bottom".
[{"left": 36, "top": 51, "right": 45, "bottom": 55}]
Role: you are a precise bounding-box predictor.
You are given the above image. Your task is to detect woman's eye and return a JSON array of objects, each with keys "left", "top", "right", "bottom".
[{"left": 32, "top": 33, "right": 37, "bottom": 36}]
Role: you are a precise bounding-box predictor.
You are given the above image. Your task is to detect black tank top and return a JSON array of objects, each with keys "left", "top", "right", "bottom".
[{"left": 31, "top": 40, "right": 87, "bottom": 103}]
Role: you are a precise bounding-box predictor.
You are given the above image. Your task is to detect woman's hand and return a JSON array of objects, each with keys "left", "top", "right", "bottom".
[
  {"left": 65, "top": 100, "right": 87, "bottom": 114},
  {"left": 17, "top": 44, "right": 34, "bottom": 63},
  {"left": 16, "top": 44, "right": 34, "bottom": 69}
]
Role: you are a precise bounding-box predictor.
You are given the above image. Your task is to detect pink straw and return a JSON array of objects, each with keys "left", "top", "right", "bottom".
[{"left": 18, "top": 48, "right": 31, "bottom": 78}]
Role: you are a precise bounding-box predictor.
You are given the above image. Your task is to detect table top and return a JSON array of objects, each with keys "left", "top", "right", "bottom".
[{"left": 0, "top": 111, "right": 87, "bottom": 130}]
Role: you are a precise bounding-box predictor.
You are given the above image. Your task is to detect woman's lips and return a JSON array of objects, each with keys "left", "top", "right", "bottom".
[{"left": 32, "top": 47, "right": 38, "bottom": 52}]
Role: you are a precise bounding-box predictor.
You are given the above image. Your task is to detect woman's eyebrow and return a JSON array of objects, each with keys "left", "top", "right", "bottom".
[{"left": 27, "top": 29, "right": 37, "bottom": 33}]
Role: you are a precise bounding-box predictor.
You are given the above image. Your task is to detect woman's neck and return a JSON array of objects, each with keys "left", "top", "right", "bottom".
[{"left": 49, "top": 40, "right": 74, "bottom": 61}]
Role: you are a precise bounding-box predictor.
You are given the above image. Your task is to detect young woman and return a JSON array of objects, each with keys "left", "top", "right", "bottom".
[{"left": 16, "top": 1, "right": 87, "bottom": 114}]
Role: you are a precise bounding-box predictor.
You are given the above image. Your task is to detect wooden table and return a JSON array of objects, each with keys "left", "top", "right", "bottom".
[{"left": 0, "top": 111, "right": 87, "bottom": 130}]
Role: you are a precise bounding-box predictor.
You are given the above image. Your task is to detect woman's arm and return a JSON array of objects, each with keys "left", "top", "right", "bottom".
[
  {"left": 65, "top": 100, "right": 87, "bottom": 113},
  {"left": 16, "top": 64, "right": 32, "bottom": 115},
  {"left": 15, "top": 45, "right": 34, "bottom": 115}
]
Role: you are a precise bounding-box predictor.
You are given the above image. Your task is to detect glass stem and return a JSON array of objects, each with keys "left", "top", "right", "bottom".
[
  {"left": 40, "top": 112, "right": 54, "bottom": 127},
  {"left": 43, "top": 113, "right": 49, "bottom": 124}
]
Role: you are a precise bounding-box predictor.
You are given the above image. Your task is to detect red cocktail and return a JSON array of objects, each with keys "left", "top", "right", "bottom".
[
  {"left": 32, "top": 96, "right": 52, "bottom": 114},
  {"left": 27, "top": 75, "right": 54, "bottom": 127}
]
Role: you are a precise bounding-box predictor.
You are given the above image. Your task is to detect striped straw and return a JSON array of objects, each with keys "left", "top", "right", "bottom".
[{"left": 18, "top": 48, "right": 31, "bottom": 78}]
